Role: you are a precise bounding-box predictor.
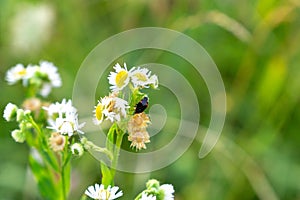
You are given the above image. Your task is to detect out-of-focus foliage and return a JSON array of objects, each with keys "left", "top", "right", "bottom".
[{"left": 1, "top": 0, "right": 300, "bottom": 199}]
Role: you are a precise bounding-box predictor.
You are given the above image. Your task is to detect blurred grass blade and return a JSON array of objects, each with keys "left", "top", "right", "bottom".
[
  {"left": 171, "top": 10, "right": 252, "bottom": 43},
  {"left": 205, "top": 11, "right": 252, "bottom": 43},
  {"left": 216, "top": 137, "right": 279, "bottom": 200}
]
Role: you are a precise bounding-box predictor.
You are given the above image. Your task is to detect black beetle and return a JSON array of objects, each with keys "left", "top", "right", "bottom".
[{"left": 134, "top": 97, "right": 148, "bottom": 114}]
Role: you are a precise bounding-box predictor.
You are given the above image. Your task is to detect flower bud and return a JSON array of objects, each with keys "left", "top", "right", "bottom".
[
  {"left": 11, "top": 129, "right": 25, "bottom": 143},
  {"left": 16, "top": 109, "right": 25, "bottom": 122},
  {"left": 71, "top": 143, "right": 84, "bottom": 157},
  {"left": 3, "top": 103, "right": 18, "bottom": 122},
  {"left": 146, "top": 179, "right": 160, "bottom": 190}
]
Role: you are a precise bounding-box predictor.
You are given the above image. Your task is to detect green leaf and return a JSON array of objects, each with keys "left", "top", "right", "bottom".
[
  {"left": 29, "top": 154, "right": 58, "bottom": 200},
  {"left": 37, "top": 131, "right": 60, "bottom": 172},
  {"left": 129, "top": 88, "right": 146, "bottom": 115},
  {"left": 106, "top": 124, "right": 116, "bottom": 153},
  {"left": 101, "top": 162, "right": 113, "bottom": 187}
]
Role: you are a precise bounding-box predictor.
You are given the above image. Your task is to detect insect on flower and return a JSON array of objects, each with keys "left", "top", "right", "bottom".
[{"left": 134, "top": 97, "right": 148, "bottom": 114}]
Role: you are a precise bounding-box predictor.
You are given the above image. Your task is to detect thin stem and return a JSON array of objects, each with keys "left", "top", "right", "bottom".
[
  {"left": 134, "top": 193, "right": 142, "bottom": 200},
  {"left": 28, "top": 116, "right": 42, "bottom": 135},
  {"left": 61, "top": 165, "right": 66, "bottom": 200},
  {"left": 106, "top": 123, "right": 116, "bottom": 153},
  {"left": 92, "top": 146, "right": 113, "bottom": 160},
  {"left": 110, "top": 127, "right": 124, "bottom": 179},
  {"left": 61, "top": 152, "right": 71, "bottom": 200}
]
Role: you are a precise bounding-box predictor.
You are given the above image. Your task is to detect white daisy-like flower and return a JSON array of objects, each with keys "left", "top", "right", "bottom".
[
  {"left": 3, "top": 103, "right": 18, "bottom": 121},
  {"left": 22, "top": 64, "right": 39, "bottom": 86},
  {"left": 48, "top": 111, "right": 85, "bottom": 136},
  {"left": 5, "top": 64, "right": 27, "bottom": 85},
  {"left": 108, "top": 63, "right": 131, "bottom": 92},
  {"left": 140, "top": 192, "right": 156, "bottom": 200},
  {"left": 40, "top": 83, "right": 52, "bottom": 97},
  {"left": 148, "top": 74, "right": 158, "bottom": 88},
  {"left": 45, "top": 99, "right": 85, "bottom": 136},
  {"left": 130, "top": 67, "right": 158, "bottom": 89},
  {"left": 85, "top": 183, "right": 123, "bottom": 200},
  {"left": 5, "top": 61, "right": 62, "bottom": 97},
  {"left": 159, "top": 184, "right": 175, "bottom": 200},
  {"left": 70, "top": 143, "right": 84, "bottom": 156},
  {"left": 44, "top": 99, "right": 76, "bottom": 118},
  {"left": 93, "top": 94, "right": 129, "bottom": 125},
  {"left": 39, "top": 61, "right": 62, "bottom": 87}
]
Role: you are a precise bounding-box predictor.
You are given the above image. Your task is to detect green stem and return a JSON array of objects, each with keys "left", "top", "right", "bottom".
[
  {"left": 61, "top": 152, "right": 71, "bottom": 200},
  {"left": 134, "top": 193, "right": 143, "bottom": 200},
  {"left": 92, "top": 146, "right": 113, "bottom": 160},
  {"left": 29, "top": 116, "right": 60, "bottom": 171},
  {"left": 106, "top": 123, "right": 116, "bottom": 153},
  {"left": 110, "top": 127, "right": 124, "bottom": 180},
  {"left": 61, "top": 165, "right": 66, "bottom": 200},
  {"left": 28, "top": 116, "right": 42, "bottom": 135},
  {"left": 101, "top": 123, "right": 125, "bottom": 186}
]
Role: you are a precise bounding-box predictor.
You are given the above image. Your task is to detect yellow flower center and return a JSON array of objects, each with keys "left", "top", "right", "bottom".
[
  {"left": 95, "top": 104, "right": 104, "bottom": 121},
  {"left": 134, "top": 73, "right": 147, "bottom": 81},
  {"left": 17, "top": 69, "right": 27, "bottom": 76},
  {"left": 115, "top": 70, "right": 128, "bottom": 88},
  {"left": 98, "top": 189, "right": 110, "bottom": 200}
]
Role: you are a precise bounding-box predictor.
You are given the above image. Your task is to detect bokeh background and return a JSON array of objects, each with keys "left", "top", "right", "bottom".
[{"left": 1, "top": 0, "right": 300, "bottom": 199}]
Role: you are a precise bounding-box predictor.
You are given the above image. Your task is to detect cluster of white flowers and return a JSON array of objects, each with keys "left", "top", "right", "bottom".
[
  {"left": 44, "top": 99, "right": 85, "bottom": 136},
  {"left": 108, "top": 63, "right": 158, "bottom": 92},
  {"left": 85, "top": 183, "right": 123, "bottom": 200},
  {"left": 5, "top": 61, "right": 62, "bottom": 97},
  {"left": 93, "top": 63, "right": 158, "bottom": 125},
  {"left": 137, "top": 179, "right": 175, "bottom": 200},
  {"left": 93, "top": 93, "right": 129, "bottom": 125},
  {"left": 3, "top": 102, "right": 32, "bottom": 143}
]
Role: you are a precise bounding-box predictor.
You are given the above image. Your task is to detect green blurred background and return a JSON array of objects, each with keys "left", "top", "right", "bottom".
[{"left": 1, "top": 0, "right": 300, "bottom": 199}]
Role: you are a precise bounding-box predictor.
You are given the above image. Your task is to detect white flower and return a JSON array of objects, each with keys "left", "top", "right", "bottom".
[
  {"left": 148, "top": 74, "right": 158, "bottom": 88},
  {"left": 44, "top": 99, "right": 76, "bottom": 118},
  {"left": 6, "top": 61, "right": 61, "bottom": 97},
  {"left": 108, "top": 63, "right": 131, "bottom": 92},
  {"left": 3, "top": 103, "right": 18, "bottom": 121},
  {"left": 85, "top": 183, "right": 123, "bottom": 200},
  {"left": 39, "top": 61, "right": 62, "bottom": 87},
  {"left": 71, "top": 143, "right": 84, "bottom": 156},
  {"left": 45, "top": 99, "right": 85, "bottom": 136},
  {"left": 159, "top": 184, "right": 175, "bottom": 200},
  {"left": 16, "top": 109, "right": 25, "bottom": 122},
  {"left": 130, "top": 67, "right": 158, "bottom": 89},
  {"left": 40, "top": 83, "right": 52, "bottom": 97},
  {"left": 38, "top": 61, "right": 62, "bottom": 97},
  {"left": 140, "top": 192, "right": 156, "bottom": 200},
  {"left": 5, "top": 64, "right": 27, "bottom": 85},
  {"left": 22, "top": 64, "right": 39, "bottom": 86},
  {"left": 11, "top": 129, "right": 26, "bottom": 143},
  {"left": 48, "top": 112, "right": 85, "bottom": 136},
  {"left": 93, "top": 94, "right": 129, "bottom": 125}
]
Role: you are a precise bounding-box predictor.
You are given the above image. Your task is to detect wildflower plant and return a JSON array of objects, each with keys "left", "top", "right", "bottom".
[
  {"left": 3, "top": 61, "right": 84, "bottom": 199},
  {"left": 3, "top": 61, "right": 175, "bottom": 200}
]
